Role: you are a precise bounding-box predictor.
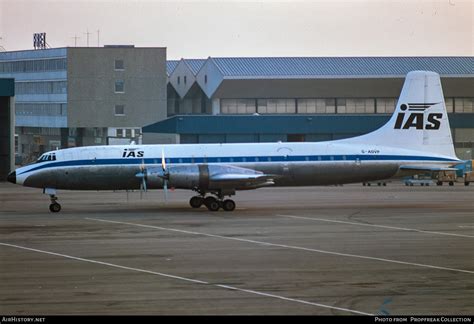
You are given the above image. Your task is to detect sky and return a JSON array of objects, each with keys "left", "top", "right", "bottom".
[{"left": 0, "top": 0, "right": 472, "bottom": 59}]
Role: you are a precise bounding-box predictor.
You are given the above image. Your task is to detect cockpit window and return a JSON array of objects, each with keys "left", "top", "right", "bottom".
[{"left": 36, "top": 153, "right": 57, "bottom": 163}]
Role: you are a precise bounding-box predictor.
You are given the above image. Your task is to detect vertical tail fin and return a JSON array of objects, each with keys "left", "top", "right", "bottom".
[{"left": 347, "top": 71, "right": 456, "bottom": 158}]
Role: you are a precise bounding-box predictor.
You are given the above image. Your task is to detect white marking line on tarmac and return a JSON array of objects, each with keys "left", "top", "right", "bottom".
[
  {"left": 86, "top": 218, "right": 474, "bottom": 275},
  {"left": 278, "top": 215, "right": 474, "bottom": 239},
  {"left": 0, "top": 242, "right": 371, "bottom": 316}
]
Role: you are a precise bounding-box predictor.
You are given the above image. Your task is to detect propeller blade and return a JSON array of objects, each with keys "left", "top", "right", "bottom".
[
  {"left": 161, "top": 148, "right": 166, "bottom": 171},
  {"left": 163, "top": 179, "right": 168, "bottom": 203}
]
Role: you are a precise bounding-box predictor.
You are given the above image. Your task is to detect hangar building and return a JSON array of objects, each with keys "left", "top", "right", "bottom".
[{"left": 145, "top": 57, "right": 473, "bottom": 159}]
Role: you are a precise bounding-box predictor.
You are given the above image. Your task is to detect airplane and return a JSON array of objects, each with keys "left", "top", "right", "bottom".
[{"left": 7, "top": 71, "right": 461, "bottom": 212}]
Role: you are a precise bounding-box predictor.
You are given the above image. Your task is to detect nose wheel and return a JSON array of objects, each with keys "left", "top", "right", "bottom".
[{"left": 49, "top": 195, "right": 61, "bottom": 213}]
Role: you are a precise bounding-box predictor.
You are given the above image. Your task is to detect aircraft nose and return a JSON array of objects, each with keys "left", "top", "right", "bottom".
[{"left": 7, "top": 171, "right": 16, "bottom": 184}]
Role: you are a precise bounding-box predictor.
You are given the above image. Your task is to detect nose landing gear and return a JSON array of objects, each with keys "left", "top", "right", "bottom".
[
  {"left": 49, "top": 195, "right": 61, "bottom": 213},
  {"left": 44, "top": 188, "right": 61, "bottom": 213}
]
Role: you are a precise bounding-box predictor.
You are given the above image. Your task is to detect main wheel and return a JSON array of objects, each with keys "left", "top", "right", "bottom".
[
  {"left": 449, "top": 181, "right": 454, "bottom": 186},
  {"left": 204, "top": 197, "right": 220, "bottom": 211},
  {"left": 189, "top": 196, "right": 204, "bottom": 208},
  {"left": 49, "top": 203, "right": 61, "bottom": 213},
  {"left": 222, "top": 199, "right": 236, "bottom": 212}
]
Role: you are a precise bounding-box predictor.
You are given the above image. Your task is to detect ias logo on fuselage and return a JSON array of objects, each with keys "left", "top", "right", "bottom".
[
  {"left": 394, "top": 103, "right": 442, "bottom": 130},
  {"left": 122, "top": 148, "right": 144, "bottom": 158}
]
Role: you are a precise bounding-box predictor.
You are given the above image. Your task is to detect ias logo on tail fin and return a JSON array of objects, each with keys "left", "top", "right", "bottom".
[{"left": 394, "top": 103, "right": 442, "bottom": 130}]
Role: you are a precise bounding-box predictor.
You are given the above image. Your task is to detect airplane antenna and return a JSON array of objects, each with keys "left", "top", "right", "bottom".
[{"left": 72, "top": 35, "right": 80, "bottom": 47}]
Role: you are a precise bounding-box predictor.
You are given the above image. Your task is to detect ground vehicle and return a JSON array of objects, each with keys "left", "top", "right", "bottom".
[
  {"left": 404, "top": 176, "right": 433, "bottom": 186},
  {"left": 362, "top": 181, "right": 388, "bottom": 186},
  {"left": 436, "top": 160, "right": 472, "bottom": 186}
]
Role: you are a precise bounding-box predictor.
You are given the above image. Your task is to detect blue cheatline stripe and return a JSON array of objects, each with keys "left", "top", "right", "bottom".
[{"left": 17, "top": 154, "right": 458, "bottom": 176}]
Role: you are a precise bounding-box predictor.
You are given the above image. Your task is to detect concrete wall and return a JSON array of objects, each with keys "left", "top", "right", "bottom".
[{"left": 67, "top": 47, "right": 167, "bottom": 128}]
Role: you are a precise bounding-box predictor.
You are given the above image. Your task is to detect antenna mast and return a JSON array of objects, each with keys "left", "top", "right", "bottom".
[{"left": 84, "top": 29, "right": 91, "bottom": 47}]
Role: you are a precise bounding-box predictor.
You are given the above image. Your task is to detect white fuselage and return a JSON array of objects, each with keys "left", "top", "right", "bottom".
[{"left": 14, "top": 141, "right": 459, "bottom": 191}]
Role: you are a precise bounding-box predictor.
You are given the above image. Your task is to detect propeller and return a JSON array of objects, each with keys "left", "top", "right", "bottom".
[
  {"left": 160, "top": 148, "right": 169, "bottom": 203},
  {"left": 135, "top": 159, "right": 147, "bottom": 199},
  {"left": 134, "top": 150, "right": 170, "bottom": 202}
]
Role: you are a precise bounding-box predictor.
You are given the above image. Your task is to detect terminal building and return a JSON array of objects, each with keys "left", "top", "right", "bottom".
[
  {"left": 145, "top": 56, "right": 474, "bottom": 159},
  {"left": 0, "top": 46, "right": 167, "bottom": 164}
]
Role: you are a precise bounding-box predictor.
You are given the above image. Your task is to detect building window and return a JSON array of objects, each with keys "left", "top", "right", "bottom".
[
  {"left": 257, "top": 99, "right": 295, "bottom": 114},
  {"left": 297, "top": 99, "right": 335, "bottom": 114},
  {"left": 453, "top": 128, "right": 474, "bottom": 159},
  {"left": 455, "top": 98, "right": 474, "bottom": 113},
  {"left": 445, "top": 98, "right": 454, "bottom": 113},
  {"left": 0, "top": 58, "right": 66, "bottom": 73},
  {"left": 115, "top": 80, "right": 124, "bottom": 93},
  {"left": 204, "top": 75, "right": 208, "bottom": 84},
  {"left": 184, "top": 76, "right": 187, "bottom": 84},
  {"left": 376, "top": 98, "right": 397, "bottom": 114},
  {"left": 337, "top": 99, "right": 375, "bottom": 114},
  {"left": 336, "top": 99, "right": 346, "bottom": 113},
  {"left": 15, "top": 134, "right": 19, "bottom": 154},
  {"left": 115, "top": 105, "right": 125, "bottom": 116},
  {"left": 177, "top": 76, "right": 180, "bottom": 85},
  {"left": 125, "top": 129, "right": 132, "bottom": 138},
  {"left": 15, "top": 103, "right": 65, "bottom": 116},
  {"left": 116, "top": 129, "right": 124, "bottom": 137},
  {"left": 114, "top": 59, "right": 124, "bottom": 70},
  {"left": 15, "top": 81, "right": 67, "bottom": 95},
  {"left": 221, "top": 99, "right": 256, "bottom": 114}
]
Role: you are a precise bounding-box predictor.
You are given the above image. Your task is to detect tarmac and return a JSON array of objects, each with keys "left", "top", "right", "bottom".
[{"left": 0, "top": 182, "right": 473, "bottom": 315}]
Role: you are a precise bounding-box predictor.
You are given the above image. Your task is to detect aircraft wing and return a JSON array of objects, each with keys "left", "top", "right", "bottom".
[{"left": 399, "top": 165, "right": 458, "bottom": 172}]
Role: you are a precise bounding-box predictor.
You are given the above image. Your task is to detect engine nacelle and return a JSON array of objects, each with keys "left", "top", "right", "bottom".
[
  {"left": 144, "top": 165, "right": 199, "bottom": 189},
  {"left": 144, "top": 164, "right": 266, "bottom": 190}
]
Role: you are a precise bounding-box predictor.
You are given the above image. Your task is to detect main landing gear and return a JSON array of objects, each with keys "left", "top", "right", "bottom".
[{"left": 189, "top": 195, "right": 236, "bottom": 212}]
